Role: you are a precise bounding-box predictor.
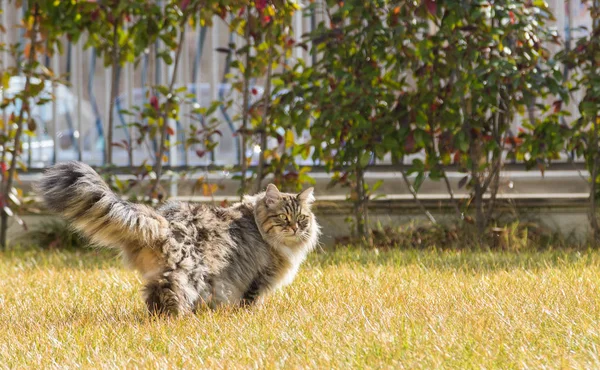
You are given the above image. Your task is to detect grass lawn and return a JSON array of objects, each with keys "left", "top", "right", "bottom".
[{"left": 1, "top": 246, "right": 600, "bottom": 368}]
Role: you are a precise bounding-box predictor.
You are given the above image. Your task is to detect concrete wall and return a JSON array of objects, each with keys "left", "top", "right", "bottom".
[{"left": 10, "top": 168, "right": 593, "bottom": 245}]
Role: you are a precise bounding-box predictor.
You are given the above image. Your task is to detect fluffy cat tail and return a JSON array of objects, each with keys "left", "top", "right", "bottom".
[{"left": 38, "top": 161, "right": 169, "bottom": 248}]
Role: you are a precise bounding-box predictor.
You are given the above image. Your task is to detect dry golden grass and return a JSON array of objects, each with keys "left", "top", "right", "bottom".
[{"left": 1, "top": 247, "right": 600, "bottom": 369}]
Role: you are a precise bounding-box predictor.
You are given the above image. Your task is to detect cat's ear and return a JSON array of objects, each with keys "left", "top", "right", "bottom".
[
  {"left": 297, "top": 187, "right": 315, "bottom": 204},
  {"left": 265, "top": 184, "right": 282, "bottom": 207}
]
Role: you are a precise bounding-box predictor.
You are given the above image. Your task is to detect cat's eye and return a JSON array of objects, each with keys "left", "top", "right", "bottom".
[
  {"left": 278, "top": 214, "right": 288, "bottom": 220},
  {"left": 297, "top": 214, "right": 306, "bottom": 221}
]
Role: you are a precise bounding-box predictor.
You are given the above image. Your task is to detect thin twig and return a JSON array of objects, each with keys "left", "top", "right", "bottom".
[
  {"left": 149, "top": 27, "right": 186, "bottom": 199},
  {"left": 441, "top": 172, "right": 461, "bottom": 219},
  {"left": 254, "top": 27, "right": 273, "bottom": 194},
  {"left": 400, "top": 169, "right": 437, "bottom": 224},
  {"left": 239, "top": 8, "right": 251, "bottom": 199}
]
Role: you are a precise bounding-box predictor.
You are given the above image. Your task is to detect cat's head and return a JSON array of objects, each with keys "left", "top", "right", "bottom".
[{"left": 255, "top": 184, "right": 319, "bottom": 247}]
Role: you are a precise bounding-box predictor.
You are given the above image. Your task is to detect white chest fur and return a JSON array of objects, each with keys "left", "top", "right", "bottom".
[{"left": 273, "top": 245, "right": 308, "bottom": 289}]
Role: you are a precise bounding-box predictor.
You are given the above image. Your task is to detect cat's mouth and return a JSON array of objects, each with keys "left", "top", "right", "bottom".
[{"left": 284, "top": 231, "right": 306, "bottom": 243}]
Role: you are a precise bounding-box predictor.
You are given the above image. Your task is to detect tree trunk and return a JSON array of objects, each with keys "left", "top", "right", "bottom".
[
  {"left": 106, "top": 18, "right": 120, "bottom": 165},
  {"left": 591, "top": 113, "right": 599, "bottom": 245},
  {"left": 354, "top": 166, "right": 372, "bottom": 246},
  {"left": 470, "top": 140, "right": 486, "bottom": 237}
]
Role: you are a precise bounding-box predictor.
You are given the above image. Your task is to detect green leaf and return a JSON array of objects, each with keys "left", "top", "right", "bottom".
[
  {"left": 285, "top": 130, "right": 294, "bottom": 149},
  {"left": 372, "top": 179, "right": 384, "bottom": 192},
  {"left": 1, "top": 72, "right": 9, "bottom": 90},
  {"left": 455, "top": 131, "right": 469, "bottom": 152},
  {"left": 359, "top": 152, "right": 371, "bottom": 168},
  {"left": 580, "top": 101, "right": 598, "bottom": 118},
  {"left": 383, "top": 136, "right": 398, "bottom": 151},
  {"left": 272, "top": 77, "right": 284, "bottom": 87},
  {"left": 413, "top": 172, "right": 425, "bottom": 192}
]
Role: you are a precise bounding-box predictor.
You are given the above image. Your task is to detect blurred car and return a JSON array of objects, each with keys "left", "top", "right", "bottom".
[{"left": 0, "top": 76, "right": 101, "bottom": 167}]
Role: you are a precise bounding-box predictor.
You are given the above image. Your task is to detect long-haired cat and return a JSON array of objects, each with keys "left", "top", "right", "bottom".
[{"left": 38, "top": 161, "right": 320, "bottom": 315}]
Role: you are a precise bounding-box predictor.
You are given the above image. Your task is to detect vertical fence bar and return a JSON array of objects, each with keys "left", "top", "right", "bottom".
[
  {"left": 194, "top": 26, "right": 203, "bottom": 165},
  {"left": 16, "top": 1, "right": 25, "bottom": 72},
  {"left": 211, "top": 19, "right": 220, "bottom": 165},
  {"left": 310, "top": 1, "right": 317, "bottom": 66},
  {"left": 51, "top": 51, "right": 59, "bottom": 164},
  {"left": 210, "top": 19, "right": 219, "bottom": 118},
  {"left": 193, "top": 26, "right": 210, "bottom": 164},
  {"left": 88, "top": 48, "right": 105, "bottom": 164},
  {"left": 231, "top": 23, "right": 242, "bottom": 167},
  {"left": 293, "top": 5, "right": 303, "bottom": 61},
  {"left": 181, "top": 23, "right": 189, "bottom": 166},
  {"left": 125, "top": 51, "right": 134, "bottom": 166},
  {"left": 140, "top": 50, "right": 150, "bottom": 162},
  {"left": 75, "top": 39, "right": 83, "bottom": 161},
  {"left": 104, "top": 66, "right": 111, "bottom": 162},
  {"left": 167, "top": 31, "right": 178, "bottom": 196}
]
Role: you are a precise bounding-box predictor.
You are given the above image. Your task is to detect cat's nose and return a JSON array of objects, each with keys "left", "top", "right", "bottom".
[{"left": 291, "top": 224, "right": 298, "bottom": 233}]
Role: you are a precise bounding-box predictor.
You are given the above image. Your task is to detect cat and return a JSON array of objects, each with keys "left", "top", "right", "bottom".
[{"left": 38, "top": 161, "right": 320, "bottom": 315}]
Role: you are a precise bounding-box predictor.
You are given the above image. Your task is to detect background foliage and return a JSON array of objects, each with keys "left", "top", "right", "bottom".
[{"left": 1, "top": 0, "right": 599, "bottom": 248}]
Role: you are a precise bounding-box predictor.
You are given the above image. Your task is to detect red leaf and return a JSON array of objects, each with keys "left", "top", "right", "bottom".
[
  {"left": 404, "top": 131, "right": 417, "bottom": 153},
  {"left": 0, "top": 162, "right": 7, "bottom": 173},
  {"left": 90, "top": 9, "right": 100, "bottom": 22},
  {"left": 180, "top": 0, "right": 190, "bottom": 11},
  {"left": 256, "top": 0, "right": 267, "bottom": 12},
  {"left": 509, "top": 11, "right": 515, "bottom": 24},
  {"left": 166, "top": 126, "right": 175, "bottom": 136},
  {"left": 424, "top": 0, "right": 436, "bottom": 15},
  {"left": 504, "top": 137, "right": 523, "bottom": 146},
  {"left": 552, "top": 100, "right": 562, "bottom": 113},
  {"left": 195, "top": 150, "right": 206, "bottom": 158},
  {"left": 251, "top": 88, "right": 258, "bottom": 95},
  {"left": 150, "top": 96, "right": 159, "bottom": 111},
  {"left": 217, "top": 5, "right": 227, "bottom": 19},
  {"left": 453, "top": 151, "right": 461, "bottom": 163}
]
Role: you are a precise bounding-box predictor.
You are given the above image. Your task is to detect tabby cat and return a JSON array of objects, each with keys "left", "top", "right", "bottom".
[{"left": 38, "top": 161, "right": 320, "bottom": 315}]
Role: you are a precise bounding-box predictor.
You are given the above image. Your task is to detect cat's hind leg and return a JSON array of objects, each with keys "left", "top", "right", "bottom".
[{"left": 143, "top": 270, "right": 196, "bottom": 316}]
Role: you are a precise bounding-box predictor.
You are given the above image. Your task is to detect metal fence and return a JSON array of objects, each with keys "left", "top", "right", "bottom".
[{"left": 0, "top": 0, "right": 592, "bottom": 170}]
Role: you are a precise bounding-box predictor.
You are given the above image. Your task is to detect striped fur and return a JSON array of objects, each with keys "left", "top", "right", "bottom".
[{"left": 38, "top": 162, "right": 320, "bottom": 315}]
